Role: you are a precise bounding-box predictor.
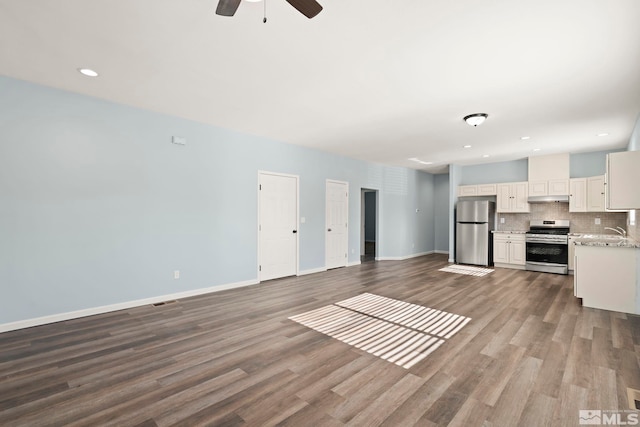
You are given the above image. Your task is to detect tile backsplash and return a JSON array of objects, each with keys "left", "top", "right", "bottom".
[{"left": 496, "top": 203, "right": 627, "bottom": 234}]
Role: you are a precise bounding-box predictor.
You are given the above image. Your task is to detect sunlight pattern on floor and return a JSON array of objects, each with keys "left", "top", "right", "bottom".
[
  {"left": 438, "top": 264, "right": 494, "bottom": 277},
  {"left": 289, "top": 293, "right": 471, "bottom": 369}
]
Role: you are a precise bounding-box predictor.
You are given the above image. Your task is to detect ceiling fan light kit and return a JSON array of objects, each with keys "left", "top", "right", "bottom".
[{"left": 464, "top": 113, "right": 488, "bottom": 127}]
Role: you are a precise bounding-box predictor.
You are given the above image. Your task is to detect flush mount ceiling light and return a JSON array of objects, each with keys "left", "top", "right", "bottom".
[
  {"left": 597, "top": 133, "right": 609, "bottom": 137},
  {"left": 520, "top": 136, "right": 531, "bottom": 140},
  {"left": 463, "top": 113, "right": 488, "bottom": 127},
  {"left": 78, "top": 68, "right": 98, "bottom": 77},
  {"left": 463, "top": 145, "right": 472, "bottom": 148}
]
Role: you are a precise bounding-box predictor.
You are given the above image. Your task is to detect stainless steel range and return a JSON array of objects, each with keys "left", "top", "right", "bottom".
[{"left": 525, "top": 219, "right": 570, "bottom": 275}]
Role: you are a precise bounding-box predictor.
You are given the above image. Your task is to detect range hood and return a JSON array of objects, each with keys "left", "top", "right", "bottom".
[{"left": 527, "top": 195, "right": 570, "bottom": 203}]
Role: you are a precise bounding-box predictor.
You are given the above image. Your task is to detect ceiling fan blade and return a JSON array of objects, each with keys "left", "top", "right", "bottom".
[
  {"left": 285, "top": 0, "right": 322, "bottom": 18},
  {"left": 216, "top": 0, "right": 242, "bottom": 16}
]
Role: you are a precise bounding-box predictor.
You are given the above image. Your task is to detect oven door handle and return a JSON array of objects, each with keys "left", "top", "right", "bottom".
[{"left": 526, "top": 238, "right": 567, "bottom": 244}]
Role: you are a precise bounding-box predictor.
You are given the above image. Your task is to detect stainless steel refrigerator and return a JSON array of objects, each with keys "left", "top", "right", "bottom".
[{"left": 455, "top": 200, "right": 495, "bottom": 266}]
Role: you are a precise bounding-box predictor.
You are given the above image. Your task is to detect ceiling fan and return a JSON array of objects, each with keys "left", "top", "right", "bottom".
[{"left": 216, "top": 0, "right": 322, "bottom": 19}]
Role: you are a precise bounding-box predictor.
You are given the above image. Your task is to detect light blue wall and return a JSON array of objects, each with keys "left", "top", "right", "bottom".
[
  {"left": 0, "top": 76, "right": 435, "bottom": 325},
  {"left": 629, "top": 114, "right": 640, "bottom": 151},
  {"left": 570, "top": 149, "right": 624, "bottom": 177},
  {"left": 434, "top": 174, "right": 450, "bottom": 253},
  {"left": 459, "top": 159, "right": 528, "bottom": 185}
]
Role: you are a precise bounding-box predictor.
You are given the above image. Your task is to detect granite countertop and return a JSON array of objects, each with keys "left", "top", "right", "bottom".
[
  {"left": 572, "top": 234, "right": 640, "bottom": 248},
  {"left": 492, "top": 230, "right": 527, "bottom": 234}
]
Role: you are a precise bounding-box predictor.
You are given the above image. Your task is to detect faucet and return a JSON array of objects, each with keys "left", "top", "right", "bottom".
[{"left": 604, "top": 226, "right": 627, "bottom": 237}]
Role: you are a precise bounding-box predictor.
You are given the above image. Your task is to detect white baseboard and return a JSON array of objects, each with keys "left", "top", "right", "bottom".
[
  {"left": 434, "top": 250, "right": 449, "bottom": 255},
  {"left": 0, "top": 279, "right": 259, "bottom": 333},
  {"left": 347, "top": 260, "right": 361, "bottom": 267},
  {"left": 377, "top": 251, "right": 433, "bottom": 261},
  {"left": 448, "top": 258, "right": 455, "bottom": 263},
  {"left": 298, "top": 267, "right": 327, "bottom": 276}
]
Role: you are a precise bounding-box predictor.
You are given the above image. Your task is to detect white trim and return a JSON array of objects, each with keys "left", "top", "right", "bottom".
[
  {"left": 448, "top": 257, "right": 455, "bottom": 263},
  {"left": 377, "top": 251, "right": 434, "bottom": 261},
  {"left": 347, "top": 260, "right": 361, "bottom": 267},
  {"left": 434, "top": 250, "right": 449, "bottom": 255},
  {"left": 298, "top": 267, "right": 327, "bottom": 276},
  {"left": 0, "top": 279, "right": 259, "bottom": 333}
]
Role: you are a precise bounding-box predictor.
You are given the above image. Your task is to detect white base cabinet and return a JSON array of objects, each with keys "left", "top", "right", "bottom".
[
  {"left": 574, "top": 245, "right": 638, "bottom": 314},
  {"left": 493, "top": 233, "right": 526, "bottom": 269}
]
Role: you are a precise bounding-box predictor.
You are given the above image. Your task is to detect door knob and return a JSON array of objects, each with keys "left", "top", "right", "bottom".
[
  {"left": 292, "top": 230, "right": 297, "bottom": 233},
  {"left": 328, "top": 228, "right": 332, "bottom": 232}
]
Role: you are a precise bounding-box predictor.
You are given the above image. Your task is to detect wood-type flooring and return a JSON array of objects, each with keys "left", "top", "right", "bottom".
[{"left": 1, "top": 254, "right": 639, "bottom": 426}]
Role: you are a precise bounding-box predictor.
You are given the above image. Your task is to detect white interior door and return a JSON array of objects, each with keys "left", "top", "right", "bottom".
[
  {"left": 259, "top": 172, "right": 298, "bottom": 281},
  {"left": 326, "top": 180, "right": 348, "bottom": 269}
]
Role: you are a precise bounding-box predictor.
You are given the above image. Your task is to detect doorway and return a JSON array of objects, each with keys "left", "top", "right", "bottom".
[
  {"left": 361, "top": 189, "right": 378, "bottom": 262},
  {"left": 258, "top": 171, "right": 299, "bottom": 281}
]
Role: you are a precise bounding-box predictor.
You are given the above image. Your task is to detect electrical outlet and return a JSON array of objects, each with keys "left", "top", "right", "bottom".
[
  {"left": 174, "top": 270, "right": 180, "bottom": 279},
  {"left": 500, "top": 217, "right": 505, "bottom": 224},
  {"left": 595, "top": 218, "right": 601, "bottom": 225}
]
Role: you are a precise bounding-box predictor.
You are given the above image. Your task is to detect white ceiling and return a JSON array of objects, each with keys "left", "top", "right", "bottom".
[{"left": 1, "top": 0, "right": 639, "bottom": 174}]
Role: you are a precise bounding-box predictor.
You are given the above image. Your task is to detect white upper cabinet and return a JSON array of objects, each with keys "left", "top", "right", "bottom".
[
  {"left": 457, "top": 183, "right": 497, "bottom": 197},
  {"left": 587, "top": 175, "right": 606, "bottom": 212},
  {"left": 458, "top": 185, "right": 478, "bottom": 197},
  {"left": 528, "top": 153, "right": 570, "bottom": 196},
  {"left": 497, "top": 182, "right": 529, "bottom": 213},
  {"left": 570, "top": 175, "right": 607, "bottom": 212},
  {"left": 569, "top": 178, "right": 587, "bottom": 212},
  {"left": 607, "top": 151, "right": 640, "bottom": 210},
  {"left": 528, "top": 181, "right": 548, "bottom": 197},
  {"left": 548, "top": 179, "right": 570, "bottom": 195}
]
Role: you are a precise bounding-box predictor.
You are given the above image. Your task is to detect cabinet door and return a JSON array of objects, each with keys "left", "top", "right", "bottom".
[
  {"left": 587, "top": 175, "right": 605, "bottom": 212},
  {"left": 512, "top": 182, "right": 530, "bottom": 213},
  {"left": 496, "top": 184, "right": 512, "bottom": 213},
  {"left": 509, "top": 240, "right": 526, "bottom": 265},
  {"left": 493, "top": 238, "right": 509, "bottom": 263},
  {"left": 477, "top": 183, "right": 497, "bottom": 196},
  {"left": 569, "top": 178, "right": 587, "bottom": 212},
  {"left": 568, "top": 237, "right": 576, "bottom": 271},
  {"left": 529, "top": 181, "right": 548, "bottom": 197},
  {"left": 607, "top": 151, "right": 640, "bottom": 210},
  {"left": 458, "top": 185, "right": 478, "bottom": 197},
  {"left": 548, "top": 179, "right": 569, "bottom": 195}
]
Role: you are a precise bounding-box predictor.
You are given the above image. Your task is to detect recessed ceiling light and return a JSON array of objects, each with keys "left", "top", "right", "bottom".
[
  {"left": 78, "top": 68, "right": 98, "bottom": 77},
  {"left": 520, "top": 136, "right": 531, "bottom": 140},
  {"left": 532, "top": 148, "right": 541, "bottom": 152},
  {"left": 597, "top": 133, "right": 609, "bottom": 137},
  {"left": 419, "top": 161, "right": 433, "bottom": 165},
  {"left": 463, "top": 145, "right": 472, "bottom": 148},
  {"left": 482, "top": 154, "right": 490, "bottom": 158}
]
